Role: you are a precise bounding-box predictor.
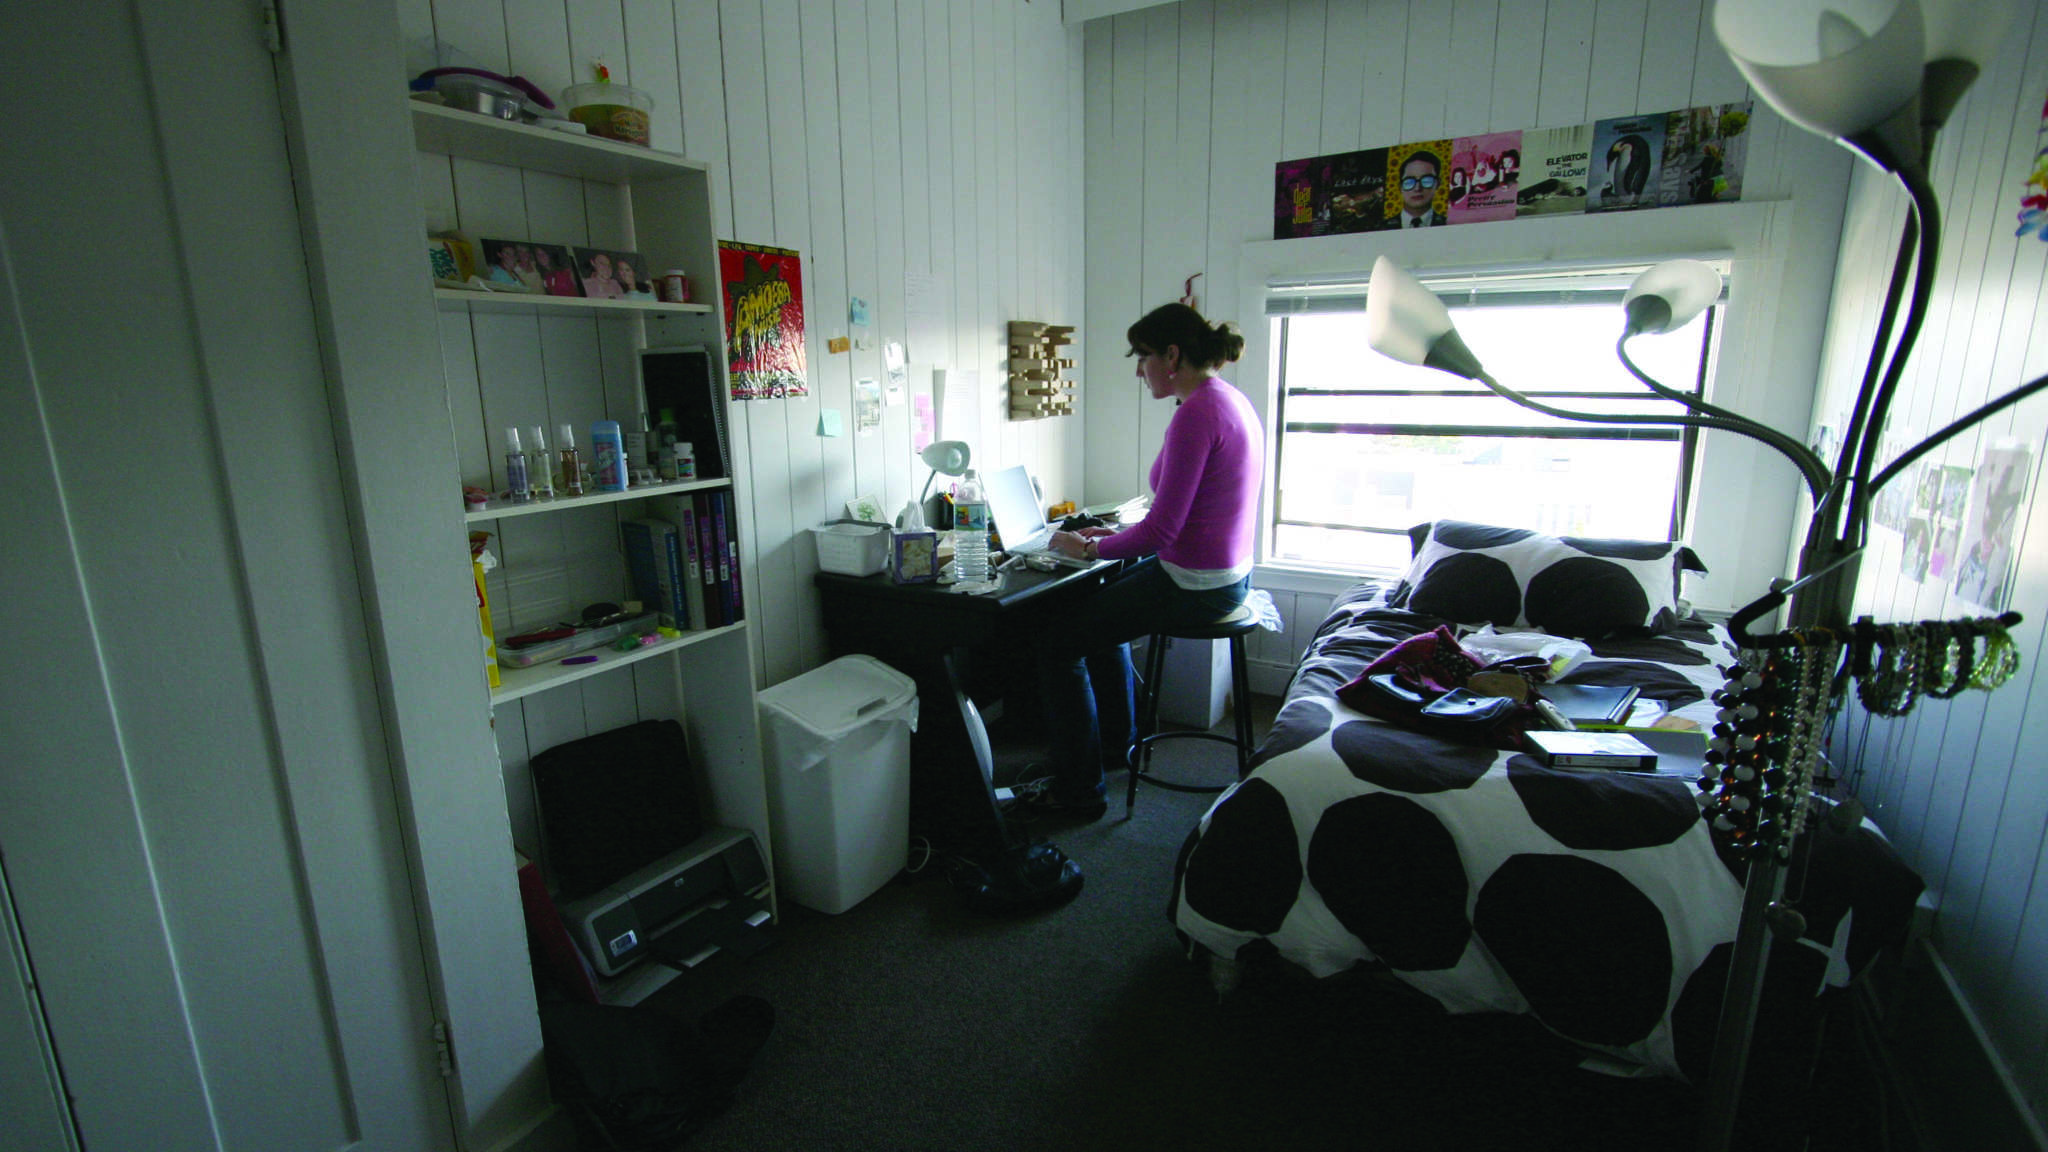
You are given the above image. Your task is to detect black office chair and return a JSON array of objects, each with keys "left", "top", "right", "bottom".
[{"left": 1125, "top": 602, "right": 1261, "bottom": 816}]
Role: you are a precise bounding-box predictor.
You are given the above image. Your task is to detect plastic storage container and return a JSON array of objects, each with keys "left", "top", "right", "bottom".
[
  {"left": 563, "top": 81, "right": 653, "bottom": 146},
  {"left": 757, "top": 655, "right": 919, "bottom": 914},
  {"left": 810, "top": 519, "right": 892, "bottom": 576}
]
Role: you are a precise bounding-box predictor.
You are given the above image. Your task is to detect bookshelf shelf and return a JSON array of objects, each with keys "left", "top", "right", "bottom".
[
  {"left": 464, "top": 477, "right": 729, "bottom": 524},
  {"left": 490, "top": 622, "right": 746, "bottom": 706}
]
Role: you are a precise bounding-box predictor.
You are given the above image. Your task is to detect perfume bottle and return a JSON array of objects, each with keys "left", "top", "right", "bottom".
[
  {"left": 504, "top": 426, "right": 532, "bottom": 504},
  {"left": 528, "top": 425, "right": 554, "bottom": 499},
  {"left": 558, "top": 422, "right": 585, "bottom": 496}
]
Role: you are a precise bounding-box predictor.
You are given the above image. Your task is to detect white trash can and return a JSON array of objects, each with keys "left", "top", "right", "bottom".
[{"left": 757, "top": 654, "right": 919, "bottom": 914}]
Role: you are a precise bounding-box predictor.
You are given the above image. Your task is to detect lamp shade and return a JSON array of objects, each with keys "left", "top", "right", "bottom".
[
  {"left": 1624, "top": 261, "right": 1724, "bottom": 336},
  {"left": 1920, "top": 0, "right": 2016, "bottom": 66},
  {"left": 1365, "top": 256, "right": 1455, "bottom": 367},
  {"left": 920, "top": 439, "right": 971, "bottom": 476},
  {"left": 1713, "top": 0, "right": 1924, "bottom": 141}
]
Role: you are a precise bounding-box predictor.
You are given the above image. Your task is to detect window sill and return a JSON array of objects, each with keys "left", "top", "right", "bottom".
[{"left": 1252, "top": 562, "right": 1399, "bottom": 598}]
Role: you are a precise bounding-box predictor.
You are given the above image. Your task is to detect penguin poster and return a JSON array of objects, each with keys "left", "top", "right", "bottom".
[
  {"left": 1449, "top": 131, "right": 1521, "bottom": 223},
  {"left": 1515, "top": 124, "right": 1592, "bottom": 216},
  {"left": 1659, "top": 102, "right": 1751, "bottom": 206},
  {"left": 1588, "top": 114, "right": 1667, "bottom": 212}
]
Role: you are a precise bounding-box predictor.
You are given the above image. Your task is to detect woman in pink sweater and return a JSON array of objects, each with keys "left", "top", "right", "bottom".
[{"left": 1022, "top": 303, "right": 1264, "bottom": 819}]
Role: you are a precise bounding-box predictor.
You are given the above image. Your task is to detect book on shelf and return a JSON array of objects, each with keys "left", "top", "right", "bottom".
[
  {"left": 1523, "top": 729, "right": 1659, "bottom": 770},
  {"left": 638, "top": 344, "right": 730, "bottom": 480},
  {"left": 1532, "top": 682, "right": 1641, "bottom": 727},
  {"left": 620, "top": 518, "right": 688, "bottom": 629}
]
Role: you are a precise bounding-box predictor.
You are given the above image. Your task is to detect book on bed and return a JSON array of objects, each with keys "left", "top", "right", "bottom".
[
  {"left": 1533, "top": 682, "right": 1641, "bottom": 726},
  {"left": 1523, "top": 729, "right": 1658, "bottom": 770}
]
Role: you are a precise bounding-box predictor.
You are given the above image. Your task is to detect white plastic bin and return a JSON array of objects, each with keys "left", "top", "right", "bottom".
[{"left": 757, "top": 654, "right": 919, "bottom": 914}]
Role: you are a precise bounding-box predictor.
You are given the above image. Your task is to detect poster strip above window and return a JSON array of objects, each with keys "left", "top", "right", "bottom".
[{"left": 1274, "top": 103, "right": 1752, "bottom": 240}]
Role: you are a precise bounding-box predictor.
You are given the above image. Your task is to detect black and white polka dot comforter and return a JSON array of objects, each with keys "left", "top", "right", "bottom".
[{"left": 1169, "top": 582, "right": 1923, "bottom": 1081}]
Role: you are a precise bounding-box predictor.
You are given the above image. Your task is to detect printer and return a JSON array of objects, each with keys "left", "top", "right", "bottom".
[{"left": 560, "top": 825, "right": 772, "bottom": 977}]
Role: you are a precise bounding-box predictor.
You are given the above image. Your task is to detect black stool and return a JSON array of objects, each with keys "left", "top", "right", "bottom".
[{"left": 1126, "top": 603, "right": 1260, "bottom": 815}]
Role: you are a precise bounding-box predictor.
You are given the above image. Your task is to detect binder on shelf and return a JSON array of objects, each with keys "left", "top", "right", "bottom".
[
  {"left": 694, "top": 493, "right": 724, "bottom": 626},
  {"left": 648, "top": 495, "right": 711, "bottom": 631},
  {"left": 638, "top": 344, "right": 730, "bottom": 480},
  {"left": 710, "top": 489, "right": 743, "bottom": 623},
  {"left": 620, "top": 518, "right": 688, "bottom": 629}
]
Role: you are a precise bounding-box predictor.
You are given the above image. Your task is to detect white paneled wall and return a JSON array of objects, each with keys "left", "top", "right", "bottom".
[
  {"left": 1813, "top": 3, "right": 2048, "bottom": 1116},
  {"left": 1081, "top": 0, "right": 1851, "bottom": 688},
  {"left": 400, "top": 0, "right": 1085, "bottom": 854}
]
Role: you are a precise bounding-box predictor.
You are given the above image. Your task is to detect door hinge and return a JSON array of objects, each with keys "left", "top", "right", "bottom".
[
  {"left": 432, "top": 1019, "right": 454, "bottom": 1078},
  {"left": 259, "top": 0, "right": 283, "bottom": 54}
]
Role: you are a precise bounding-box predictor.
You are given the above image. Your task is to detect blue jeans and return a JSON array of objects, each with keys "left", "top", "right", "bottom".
[{"left": 1033, "top": 559, "right": 1250, "bottom": 803}]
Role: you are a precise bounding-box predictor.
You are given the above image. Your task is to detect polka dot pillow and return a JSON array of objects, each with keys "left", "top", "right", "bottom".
[{"left": 1388, "top": 520, "right": 1707, "bottom": 639}]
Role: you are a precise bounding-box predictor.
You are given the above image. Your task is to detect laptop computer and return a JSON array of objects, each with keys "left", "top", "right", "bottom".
[{"left": 985, "top": 464, "right": 1091, "bottom": 567}]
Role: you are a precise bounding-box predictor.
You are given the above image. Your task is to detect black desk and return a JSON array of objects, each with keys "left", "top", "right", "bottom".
[{"left": 815, "top": 560, "right": 1117, "bottom": 857}]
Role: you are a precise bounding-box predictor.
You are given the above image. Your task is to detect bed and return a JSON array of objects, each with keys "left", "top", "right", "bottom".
[{"left": 1168, "top": 521, "right": 1924, "bottom": 1081}]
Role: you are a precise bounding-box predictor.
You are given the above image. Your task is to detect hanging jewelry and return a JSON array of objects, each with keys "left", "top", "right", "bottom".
[
  {"left": 1924, "top": 622, "right": 1971, "bottom": 700},
  {"left": 1971, "top": 623, "right": 2021, "bottom": 690}
]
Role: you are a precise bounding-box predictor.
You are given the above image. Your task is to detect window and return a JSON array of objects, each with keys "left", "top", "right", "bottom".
[{"left": 1266, "top": 262, "right": 1723, "bottom": 573}]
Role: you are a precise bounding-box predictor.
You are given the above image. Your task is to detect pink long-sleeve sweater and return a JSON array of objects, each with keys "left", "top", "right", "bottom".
[{"left": 1094, "top": 377, "right": 1263, "bottom": 576}]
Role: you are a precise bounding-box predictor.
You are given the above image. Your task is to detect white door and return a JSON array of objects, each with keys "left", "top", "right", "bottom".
[{"left": 0, "top": 2, "right": 455, "bottom": 1149}]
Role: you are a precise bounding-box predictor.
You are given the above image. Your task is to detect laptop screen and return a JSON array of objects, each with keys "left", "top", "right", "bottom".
[{"left": 984, "top": 465, "right": 1050, "bottom": 548}]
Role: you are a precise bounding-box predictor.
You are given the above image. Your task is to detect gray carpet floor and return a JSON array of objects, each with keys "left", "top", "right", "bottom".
[{"left": 641, "top": 699, "right": 1894, "bottom": 1152}]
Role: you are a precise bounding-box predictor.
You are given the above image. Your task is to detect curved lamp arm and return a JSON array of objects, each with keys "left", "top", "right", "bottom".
[{"left": 1464, "top": 364, "right": 1832, "bottom": 502}]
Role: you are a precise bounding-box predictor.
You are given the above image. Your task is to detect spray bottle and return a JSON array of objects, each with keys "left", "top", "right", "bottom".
[{"left": 558, "top": 422, "right": 584, "bottom": 496}]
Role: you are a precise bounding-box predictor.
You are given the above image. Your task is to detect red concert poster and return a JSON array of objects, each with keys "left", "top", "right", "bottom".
[{"left": 717, "top": 241, "right": 809, "bottom": 400}]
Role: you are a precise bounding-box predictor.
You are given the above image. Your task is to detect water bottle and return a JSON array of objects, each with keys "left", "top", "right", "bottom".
[{"left": 952, "top": 469, "right": 990, "bottom": 581}]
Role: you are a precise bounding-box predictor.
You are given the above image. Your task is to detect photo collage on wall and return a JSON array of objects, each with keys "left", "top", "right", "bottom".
[
  {"left": 1870, "top": 439, "right": 2034, "bottom": 613},
  {"left": 1274, "top": 102, "right": 1750, "bottom": 240}
]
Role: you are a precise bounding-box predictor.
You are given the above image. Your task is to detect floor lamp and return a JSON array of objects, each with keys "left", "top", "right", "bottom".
[{"left": 1366, "top": 2, "right": 2046, "bottom": 1140}]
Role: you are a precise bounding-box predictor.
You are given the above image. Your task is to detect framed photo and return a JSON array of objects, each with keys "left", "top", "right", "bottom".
[
  {"left": 530, "top": 242, "right": 582, "bottom": 298},
  {"left": 891, "top": 529, "right": 938, "bottom": 584},
  {"left": 571, "top": 246, "right": 656, "bottom": 302},
  {"left": 479, "top": 237, "right": 544, "bottom": 293}
]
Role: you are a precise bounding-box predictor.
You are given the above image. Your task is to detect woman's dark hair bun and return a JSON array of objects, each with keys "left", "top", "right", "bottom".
[
  {"left": 1208, "top": 321, "right": 1245, "bottom": 366},
  {"left": 1127, "top": 301, "right": 1242, "bottom": 371}
]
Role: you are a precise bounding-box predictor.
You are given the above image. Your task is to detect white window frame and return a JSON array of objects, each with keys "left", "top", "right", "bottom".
[{"left": 1233, "top": 200, "right": 1815, "bottom": 614}]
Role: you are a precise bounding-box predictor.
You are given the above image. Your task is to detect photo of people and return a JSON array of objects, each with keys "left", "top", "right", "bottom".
[
  {"left": 1385, "top": 140, "right": 1452, "bottom": 228},
  {"left": 1450, "top": 131, "right": 1521, "bottom": 223},
  {"left": 1660, "top": 102, "right": 1750, "bottom": 206},
  {"left": 572, "top": 246, "right": 648, "bottom": 301},
  {"left": 613, "top": 253, "right": 658, "bottom": 301},
  {"left": 1956, "top": 442, "right": 2032, "bottom": 611},
  {"left": 530, "top": 242, "right": 581, "bottom": 297},
  {"left": 480, "top": 238, "right": 542, "bottom": 293}
]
